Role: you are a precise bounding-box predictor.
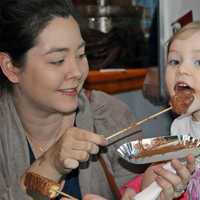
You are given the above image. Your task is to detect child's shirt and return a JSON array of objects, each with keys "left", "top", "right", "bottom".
[
  {"left": 171, "top": 114, "right": 200, "bottom": 168},
  {"left": 171, "top": 114, "right": 200, "bottom": 139},
  {"left": 171, "top": 115, "right": 200, "bottom": 200}
]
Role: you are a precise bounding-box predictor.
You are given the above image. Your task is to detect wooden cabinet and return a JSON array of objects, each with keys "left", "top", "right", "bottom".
[{"left": 84, "top": 68, "right": 148, "bottom": 94}]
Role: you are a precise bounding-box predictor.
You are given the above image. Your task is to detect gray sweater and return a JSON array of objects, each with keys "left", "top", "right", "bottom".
[{"left": 0, "top": 90, "right": 141, "bottom": 200}]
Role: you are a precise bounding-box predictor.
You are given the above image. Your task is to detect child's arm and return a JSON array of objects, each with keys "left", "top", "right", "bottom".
[
  {"left": 120, "top": 175, "right": 143, "bottom": 194},
  {"left": 120, "top": 174, "right": 188, "bottom": 200}
]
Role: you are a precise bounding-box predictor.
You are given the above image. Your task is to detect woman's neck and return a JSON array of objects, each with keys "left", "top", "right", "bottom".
[{"left": 13, "top": 93, "right": 75, "bottom": 143}]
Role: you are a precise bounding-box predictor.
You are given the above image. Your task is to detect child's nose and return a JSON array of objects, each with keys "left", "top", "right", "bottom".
[{"left": 177, "top": 62, "right": 191, "bottom": 75}]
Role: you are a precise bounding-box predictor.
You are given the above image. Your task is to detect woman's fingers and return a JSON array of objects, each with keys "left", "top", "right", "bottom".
[
  {"left": 72, "top": 140, "right": 100, "bottom": 155},
  {"left": 69, "top": 127, "right": 107, "bottom": 146},
  {"left": 61, "top": 150, "right": 90, "bottom": 171},
  {"left": 52, "top": 127, "right": 107, "bottom": 174},
  {"left": 63, "top": 158, "right": 79, "bottom": 169}
]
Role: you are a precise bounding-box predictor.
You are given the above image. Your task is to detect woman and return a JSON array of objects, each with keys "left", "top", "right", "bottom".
[{"left": 0, "top": 0, "right": 194, "bottom": 199}]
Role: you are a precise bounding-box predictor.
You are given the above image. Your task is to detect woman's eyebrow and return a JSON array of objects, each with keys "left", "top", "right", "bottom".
[
  {"left": 44, "top": 47, "right": 68, "bottom": 55},
  {"left": 44, "top": 41, "right": 86, "bottom": 55}
]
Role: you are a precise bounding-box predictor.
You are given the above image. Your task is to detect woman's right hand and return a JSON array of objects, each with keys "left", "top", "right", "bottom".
[{"left": 48, "top": 127, "right": 107, "bottom": 175}]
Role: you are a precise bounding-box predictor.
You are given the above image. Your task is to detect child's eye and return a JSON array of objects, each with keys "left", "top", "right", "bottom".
[
  {"left": 194, "top": 60, "right": 200, "bottom": 66},
  {"left": 168, "top": 59, "right": 180, "bottom": 66},
  {"left": 49, "top": 59, "right": 64, "bottom": 65}
]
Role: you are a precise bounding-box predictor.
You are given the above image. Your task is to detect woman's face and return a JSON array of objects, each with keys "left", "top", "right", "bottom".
[
  {"left": 14, "top": 16, "right": 89, "bottom": 114},
  {"left": 165, "top": 30, "right": 200, "bottom": 114}
]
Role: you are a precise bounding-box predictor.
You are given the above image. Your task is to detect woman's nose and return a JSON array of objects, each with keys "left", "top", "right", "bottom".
[{"left": 64, "top": 58, "right": 82, "bottom": 80}]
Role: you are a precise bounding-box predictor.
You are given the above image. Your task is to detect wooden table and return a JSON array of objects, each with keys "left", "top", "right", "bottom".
[{"left": 84, "top": 68, "right": 148, "bottom": 94}]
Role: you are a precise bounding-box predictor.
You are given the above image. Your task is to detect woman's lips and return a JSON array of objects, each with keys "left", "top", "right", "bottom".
[{"left": 58, "top": 88, "right": 77, "bottom": 96}]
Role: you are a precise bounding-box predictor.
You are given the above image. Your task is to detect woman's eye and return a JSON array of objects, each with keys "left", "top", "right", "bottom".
[
  {"left": 77, "top": 53, "right": 86, "bottom": 59},
  {"left": 49, "top": 59, "right": 64, "bottom": 65},
  {"left": 168, "top": 59, "right": 180, "bottom": 66},
  {"left": 194, "top": 60, "right": 200, "bottom": 66}
]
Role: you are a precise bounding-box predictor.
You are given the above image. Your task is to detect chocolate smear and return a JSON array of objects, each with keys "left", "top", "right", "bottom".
[{"left": 170, "top": 89, "right": 194, "bottom": 114}]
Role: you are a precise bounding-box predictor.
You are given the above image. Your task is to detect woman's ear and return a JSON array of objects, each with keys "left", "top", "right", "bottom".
[{"left": 0, "top": 53, "right": 20, "bottom": 83}]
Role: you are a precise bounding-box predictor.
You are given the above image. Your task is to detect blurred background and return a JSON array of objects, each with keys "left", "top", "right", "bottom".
[{"left": 73, "top": 0, "right": 157, "bottom": 70}]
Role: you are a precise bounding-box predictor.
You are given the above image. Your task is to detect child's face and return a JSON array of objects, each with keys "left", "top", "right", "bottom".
[{"left": 165, "top": 30, "right": 200, "bottom": 114}]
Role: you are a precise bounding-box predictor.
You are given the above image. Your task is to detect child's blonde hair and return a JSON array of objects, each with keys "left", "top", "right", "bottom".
[{"left": 168, "top": 21, "right": 200, "bottom": 52}]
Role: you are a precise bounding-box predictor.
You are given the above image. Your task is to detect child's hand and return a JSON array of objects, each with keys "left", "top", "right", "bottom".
[{"left": 141, "top": 154, "right": 195, "bottom": 200}]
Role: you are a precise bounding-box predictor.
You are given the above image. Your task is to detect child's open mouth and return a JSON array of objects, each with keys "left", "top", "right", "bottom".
[
  {"left": 174, "top": 82, "right": 195, "bottom": 93},
  {"left": 171, "top": 82, "right": 195, "bottom": 114}
]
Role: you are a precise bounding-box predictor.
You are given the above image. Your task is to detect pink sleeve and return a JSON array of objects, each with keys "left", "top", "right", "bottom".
[
  {"left": 175, "top": 192, "right": 188, "bottom": 200},
  {"left": 119, "top": 175, "right": 143, "bottom": 195},
  {"left": 119, "top": 175, "right": 188, "bottom": 200}
]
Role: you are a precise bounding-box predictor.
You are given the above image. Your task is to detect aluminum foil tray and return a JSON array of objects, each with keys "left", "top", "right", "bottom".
[{"left": 117, "top": 135, "right": 200, "bottom": 164}]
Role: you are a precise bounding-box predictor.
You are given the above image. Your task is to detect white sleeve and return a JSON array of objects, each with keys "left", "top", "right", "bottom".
[{"left": 170, "top": 119, "right": 180, "bottom": 136}]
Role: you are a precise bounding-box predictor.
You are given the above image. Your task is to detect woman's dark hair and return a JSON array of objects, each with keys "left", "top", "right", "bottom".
[{"left": 0, "top": 0, "right": 77, "bottom": 91}]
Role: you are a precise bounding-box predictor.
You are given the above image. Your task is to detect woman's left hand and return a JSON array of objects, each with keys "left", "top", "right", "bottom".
[{"left": 141, "top": 154, "right": 195, "bottom": 200}]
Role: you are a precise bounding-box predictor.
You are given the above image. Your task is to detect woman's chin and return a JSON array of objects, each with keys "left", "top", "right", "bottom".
[{"left": 54, "top": 103, "right": 78, "bottom": 114}]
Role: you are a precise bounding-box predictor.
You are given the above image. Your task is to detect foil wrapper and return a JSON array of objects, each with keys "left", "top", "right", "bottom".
[{"left": 117, "top": 135, "right": 200, "bottom": 164}]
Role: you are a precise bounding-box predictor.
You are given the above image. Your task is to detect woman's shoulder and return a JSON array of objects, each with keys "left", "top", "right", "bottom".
[
  {"left": 0, "top": 91, "right": 18, "bottom": 130},
  {"left": 86, "top": 90, "right": 136, "bottom": 136},
  {"left": 0, "top": 92, "right": 7, "bottom": 117},
  {"left": 89, "top": 90, "right": 131, "bottom": 113}
]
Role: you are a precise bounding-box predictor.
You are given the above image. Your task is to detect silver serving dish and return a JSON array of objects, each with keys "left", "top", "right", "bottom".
[{"left": 117, "top": 135, "right": 200, "bottom": 164}]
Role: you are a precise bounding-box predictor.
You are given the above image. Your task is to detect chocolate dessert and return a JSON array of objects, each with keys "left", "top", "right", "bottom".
[
  {"left": 135, "top": 137, "right": 198, "bottom": 159},
  {"left": 170, "top": 89, "right": 194, "bottom": 114}
]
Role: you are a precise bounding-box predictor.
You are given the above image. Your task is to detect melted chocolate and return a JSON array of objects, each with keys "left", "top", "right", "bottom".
[{"left": 171, "top": 89, "right": 194, "bottom": 114}]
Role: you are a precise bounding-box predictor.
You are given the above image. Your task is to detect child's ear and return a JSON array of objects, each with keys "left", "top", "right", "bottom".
[{"left": 0, "top": 53, "right": 21, "bottom": 83}]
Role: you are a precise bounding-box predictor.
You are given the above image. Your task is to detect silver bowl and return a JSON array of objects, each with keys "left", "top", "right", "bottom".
[{"left": 117, "top": 135, "right": 200, "bottom": 164}]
